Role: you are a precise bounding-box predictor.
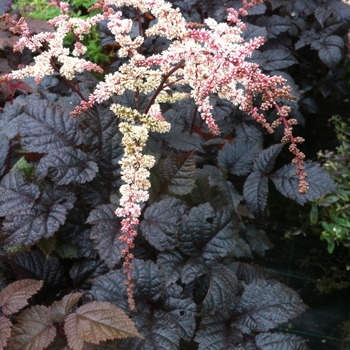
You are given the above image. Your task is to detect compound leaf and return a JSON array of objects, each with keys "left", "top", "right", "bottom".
[
  {"left": 86, "top": 204, "right": 125, "bottom": 269},
  {"left": 80, "top": 104, "right": 119, "bottom": 151},
  {"left": 160, "top": 284, "right": 196, "bottom": 341},
  {"left": 65, "top": 301, "right": 142, "bottom": 350},
  {"left": 18, "top": 99, "right": 81, "bottom": 153},
  {"left": 181, "top": 257, "right": 208, "bottom": 284},
  {"left": 217, "top": 140, "right": 261, "bottom": 176},
  {"left": 9, "top": 251, "right": 66, "bottom": 293},
  {"left": 227, "top": 262, "right": 274, "bottom": 285},
  {"left": 69, "top": 260, "right": 108, "bottom": 290},
  {"left": 0, "top": 279, "right": 43, "bottom": 315},
  {"left": 255, "top": 332, "right": 308, "bottom": 350},
  {"left": 119, "top": 310, "right": 179, "bottom": 350},
  {"left": 91, "top": 259, "right": 164, "bottom": 311},
  {"left": 235, "top": 279, "right": 307, "bottom": 333},
  {"left": 159, "top": 152, "right": 196, "bottom": 196},
  {"left": 195, "top": 313, "right": 243, "bottom": 350},
  {"left": 196, "top": 166, "right": 242, "bottom": 209},
  {"left": 202, "top": 262, "right": 239, "bottom": 314},
  {"left": 157, "top": 250, "right": 187, "bottom": 287},
  {"left": 140, "top": 198, "right": 187, "bottom": 251},
  {"left": 270, "top": 162, "right": 336, "bottom": 205},
  {"left": 191, "top": 177, "right": 227, "bottom": 208},
  {"left": 253, "top": 144, "right": 284, "bottom": 174},
  {"left": 256, "top": 15, "right": 290, "bottom": 39},
  {"left": 36, "top": 147, "right": 98, "bottom": 185},
  {"left": 0, "top": 316, "right": 12, "bottom": 348},
  {"left": 317, "top": 35, "right": 343, "bottom": 68},
  {"left": 51, "top": 292, "right": 85, "bottom": 323},
  {"left": 1, "top": 182, "right": 76, "bottom": 247},
  {"left": 250, "top": 49, "right": 298, "bottom": 71},
  {"left": 97, "top": 134, "right": 123, "bottom": 188},
  {"left": 0, "top": 134, "right": 9, "bottom": 177},
  {"left": 0, "top": 166, "right": 40, "bottom": 217},
  {"left": 9, "top": 305, "right": 56, "bottom": 350},
  {"left": 178, "top": 203, "right": 239, "bottom": 259},
  {"left": 243, "top": 172, "right": 269, "bottom": 218},
  {"left": 243, "top": 225, "right": 274, "bottom": 257}
]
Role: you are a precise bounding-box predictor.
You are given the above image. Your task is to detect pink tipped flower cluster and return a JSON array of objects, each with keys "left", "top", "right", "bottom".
[{"left": 0, "top": 0, "right": 309, "bottom": 309}]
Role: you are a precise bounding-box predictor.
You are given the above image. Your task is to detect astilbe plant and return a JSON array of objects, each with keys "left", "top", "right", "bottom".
[
  {"left": 1, "top": 0, "right": 308, "bottom": 307},
  {"left": 0, "top": 0, "right": 338, "bottom": 348}
]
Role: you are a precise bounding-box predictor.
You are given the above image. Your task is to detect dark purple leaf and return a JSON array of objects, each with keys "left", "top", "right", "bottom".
[
  {"left": 86, "top": 204, "right": 125, "bottom": 269},
  {"left": 253, "top": 144, "right": 285, "bottom": 174},
  {"left": 179, "top": 203, "right": 239, "bottom": 258},
  {"left": 181, "top": 257, "right": 208, "bottom": 284},
  {"left": 227, "top": 262, "right": 275, "bottom": 285},
  {"left": 217, "top": 140, "right": 261, "bottom": 176},
  {"left": 19, "top": 99, "right": 81, "bottom": 153},
  {"left": 250, "top": 49, "right": 298, "bottom": 71},
  {"left": 0, "top": 166, "right": 40, "bottom": 216},
  {"left": 36, "top": 146, "right": 98, "bottom": 185},
  {"left": 235, "top": 279, "right": 307, "bottom": 333},
  {"left": 0, "top": 135, "right": 10, "bottom": 177},
  {"left": 243, "top": 172, "right": 269, "bottom": 217},
  {"left": 270, "top": 162, "right": 336, "bottom": 205},
  {"left": 256, "top": 15, "right": 290, "bottom": 39},
  {"left": 157, "top": 251, "right": 187, "bottom": 287},
  {"left": 255, "top": 332, "right": 308, "bottom": 350},
  {"left": 1, "top": 182, "right": 76, "bottom": 246},
  {"left": 202, "top": 262, "right": 239, "bottom": 314},
  {"left": 141, "top": 198, "right": 187, "bottom": 251}
]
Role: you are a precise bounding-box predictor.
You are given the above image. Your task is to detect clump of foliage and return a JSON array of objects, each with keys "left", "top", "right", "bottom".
[
  {"left": 0, "top": 279, "right": 142, "bottom": 349},
  {"left": 310, "top": 115, "right": 350, "bottom": 253},
  {"left": 0, "top": 0, "right": 346, "bottom": 348},
  {"left": 10, "top": 0, "right": 61, "bottom": 21}
]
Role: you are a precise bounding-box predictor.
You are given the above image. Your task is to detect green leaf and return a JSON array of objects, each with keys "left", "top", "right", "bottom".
[
  {"left": 65, "top": 301, "right": 142, "bottom": 350},
  {"left": 140, "top": 198, "right": 187, "bottom": 251},
  {"left": 9, "top": 305, "right": 56, "bottom": 350},
  {"left": 310, "top": 202, "right": 319, "bottom": 224},
  {"left": 0, "top": 279, "right": 43, "bottom": 315}
]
